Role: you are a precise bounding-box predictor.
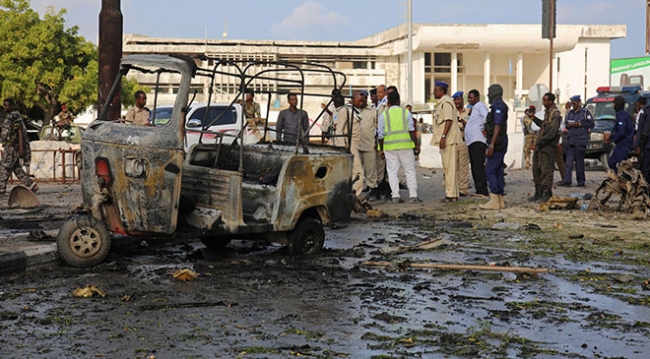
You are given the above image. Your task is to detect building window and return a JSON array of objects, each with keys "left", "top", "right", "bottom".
[
  {"left": 425, "top": 52, "right": 464, "bottom": 74},
  {"left": 425, "top": 53, "right": 431, "bottom": 73}
]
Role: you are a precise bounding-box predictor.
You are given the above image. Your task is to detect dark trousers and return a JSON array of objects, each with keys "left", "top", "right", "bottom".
[
  {"left": 608, "top": 144, "right": 630, "bottom": 173},
  {"left": 486, "top": 149, "right": 505, "bottom": 195},
  {"left": 642, "top": 147, "right": 650, "bottom": 183},
  {"left": 533, "top": 146, "right": 555, "bottom": 192},
  {"left": 563, "top": 144, "right": 586, "bottom": 185},
  {"left": 468, "top": 142, "right": 488, "bottom": 195}
]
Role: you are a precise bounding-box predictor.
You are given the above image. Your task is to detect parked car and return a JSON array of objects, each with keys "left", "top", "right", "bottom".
[
  {"left": 56, "top": 54, "right": 353, "bottom": 267},
  {"left": 25, "top": 119, "right": 42, "bottom": 142},
  {"left": 584, "top": 86, "right": 650, "bottom": 169},
  {"left": 39, "top": 125, "right": 84, "bottom": 144},
  {"left": 150, "top": 102, "right": 273, "bottom": 150}
]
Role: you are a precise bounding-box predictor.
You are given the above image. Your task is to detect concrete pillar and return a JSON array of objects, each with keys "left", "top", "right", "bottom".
[
  {"left": 451, "top": 51, "right": 458, "bottom": 94},
  {"left": 483, "top": 53, "right": 491, "bottom": 99},
  {"left": 516, "top": 52, "right": 524, "bottom": 101}
]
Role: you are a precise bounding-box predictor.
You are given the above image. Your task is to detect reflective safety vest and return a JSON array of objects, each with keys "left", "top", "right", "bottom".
[{"left": 382, "top": 107, "right": 415, "bottom": 151}]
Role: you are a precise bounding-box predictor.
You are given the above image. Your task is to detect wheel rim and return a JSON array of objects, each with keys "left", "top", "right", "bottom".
[
  {"left": 301, "top": 231, "right": 317, "bottom": 253},
  {"left": 297, "top": 227, "right": 323, "bottom": 254},
  {"left": 69, "top": 227, "right": 102, "bottom": 258}
]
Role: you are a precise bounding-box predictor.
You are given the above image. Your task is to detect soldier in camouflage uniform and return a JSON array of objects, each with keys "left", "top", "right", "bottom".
[
  {"left": 1, "top": 98, "right": 37, "bottom": 195},
  {"left": 243, "top": 91, "right": 261, "bottom": 121},
  {"left": 56, "top": 104, "right": 75, "bottom": 128},
  {"left": 521, "top": 105, "right": 538, "bottom": 170},
  {"left": 51, "top": 103, "right": 75, "bottom": 140},
  {"left": 528, "top": 93, "right": 561, "bottom": 202}
]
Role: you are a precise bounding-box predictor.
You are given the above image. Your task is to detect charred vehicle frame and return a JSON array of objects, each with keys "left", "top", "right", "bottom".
[{"left": 57, "top": 54, "right": 356, "bottom": 267}]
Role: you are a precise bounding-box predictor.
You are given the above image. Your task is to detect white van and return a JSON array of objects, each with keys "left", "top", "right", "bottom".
[{"left": 151, "top": 102, "right": 273, "bottom": 150}]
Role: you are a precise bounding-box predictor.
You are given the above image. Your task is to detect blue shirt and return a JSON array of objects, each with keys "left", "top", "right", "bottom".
[
  {"left": 465, "top": 101, "right": 488, "bottom": 145},
  {"left": 564, "top": 107, "right": 595, "bottom": 147},
  {"left": 377, "top": 105, "right": 414, "bottom": 140},
  {"left": 610, "top": 110, "right": 635, "bottom": 149},
  {"left": 492, "top": 100, "right": 507, "bottom": 126}
]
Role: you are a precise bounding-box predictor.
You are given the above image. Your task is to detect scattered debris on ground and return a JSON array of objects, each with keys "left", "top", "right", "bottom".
[
  {"left": 379, "top": 237, "right": 447, "bottom": 254},
  {"left": 72, "top": 285, "right": 106, "bottom": 298},
  {"left": 587, "top": 160, "right": 650, "bottom": 219},
  {"left": 539, "top": 196, "right": 579, "bottom": 211},
  {"left": 173, "top": 268, "right": 198, "bottom": 281},
  {"left": 362, "top": 260, "right": 548, "bottom": 275}
]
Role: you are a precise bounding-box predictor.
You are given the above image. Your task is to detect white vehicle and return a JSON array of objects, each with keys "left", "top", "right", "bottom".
[{"left": 151, "top": 102, "right": 272, "bottom": 150}]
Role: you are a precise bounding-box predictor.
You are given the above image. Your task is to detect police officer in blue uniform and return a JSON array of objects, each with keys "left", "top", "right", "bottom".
[
  {"left": 634, "top": 99, "right": 650, "bottom": 182},
  {"left": 608, "top": 95, "right": 635, "bottom": 173},
  {"left": 557, "top": 95, "right": 594, "bottom": 187},
  {"left": 479, "top": 84, "right": 508, "bottom": 210}
]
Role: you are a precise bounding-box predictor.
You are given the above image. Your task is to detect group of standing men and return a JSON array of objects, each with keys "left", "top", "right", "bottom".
[
  {"left": 430, "top": 81, "right": 508, "bottom": 210},
  {"left": 331, "top": 85, "right": 420, "bottom": 204},
  {"left": 522, "top": 92, "right": 639, "bottom": 203}
]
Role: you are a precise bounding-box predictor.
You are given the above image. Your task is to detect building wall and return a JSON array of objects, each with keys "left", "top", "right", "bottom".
[{"left": 556, "top": 38, "right": 611, "bottom": 103}]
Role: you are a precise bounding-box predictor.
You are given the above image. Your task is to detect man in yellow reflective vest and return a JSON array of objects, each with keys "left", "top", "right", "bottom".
[{"left": 377, "top": 89, "right": 421, "bottom": 203}]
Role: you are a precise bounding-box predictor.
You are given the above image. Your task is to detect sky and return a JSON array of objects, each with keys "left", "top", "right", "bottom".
[{"left": 30, "top": 0, "right": 644, "bottom": 59}]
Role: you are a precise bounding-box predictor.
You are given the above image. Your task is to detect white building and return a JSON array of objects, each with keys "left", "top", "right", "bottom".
[{"left": 123, "top": 23, "right": 626, "bottom": 168}]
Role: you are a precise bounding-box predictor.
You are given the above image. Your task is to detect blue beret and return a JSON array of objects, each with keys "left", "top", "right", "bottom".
[
  {"left": 435, "top": 81, "right": 449, "bottom": 88},
  {"left": 359, "top": 89, "right": 369, "bottom": 97},
  {"left": 452, "top": 91, "right": 464, "bottom": 99},
  {"left": 570, "top": 95, "right": 581, "bottom": 102}
]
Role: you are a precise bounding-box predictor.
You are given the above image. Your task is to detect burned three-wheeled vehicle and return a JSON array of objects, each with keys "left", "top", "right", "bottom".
[{"left": 57, "top": 54, "right": 355, "bottom": 267}]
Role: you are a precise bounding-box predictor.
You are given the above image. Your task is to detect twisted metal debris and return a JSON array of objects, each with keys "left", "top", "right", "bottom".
[{"left": 586, "top": 160, "right": 650, "bottom": 219}]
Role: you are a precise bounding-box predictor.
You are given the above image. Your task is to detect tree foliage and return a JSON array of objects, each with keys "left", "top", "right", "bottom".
[{"left": 0, "top": 0, "right": 99, "bottom": 121}]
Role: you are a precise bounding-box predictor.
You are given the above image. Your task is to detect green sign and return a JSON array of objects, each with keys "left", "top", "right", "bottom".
[
  {"left": 611, "top": 57, "right": 650, "bottom": 88},
  {"left": 611, "top": 57, "right": 650, "bottom": 74}
]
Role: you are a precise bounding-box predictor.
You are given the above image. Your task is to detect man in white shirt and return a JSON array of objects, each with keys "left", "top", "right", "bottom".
[{"left": 465, "top": 89, "right": 489, "bottom": 197}]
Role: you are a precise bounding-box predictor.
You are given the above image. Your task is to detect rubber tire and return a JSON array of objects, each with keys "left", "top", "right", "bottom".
[
  {"left": 288, "top": 217, "right": 325, "bottom": 256},
  {"left": 600, "top": 151, "right": 610, "bottom": 170},
  {"left": 57, "top": 215, "right": 111, "bottom": 267},
  {"left": 200, "top": 236, "right": 232, "bottom": 250}
]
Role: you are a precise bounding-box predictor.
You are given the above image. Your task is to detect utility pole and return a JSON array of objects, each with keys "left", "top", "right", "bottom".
[
  {"left": 407, "top": 0, "right": 413, "bottom": 106},
  {"left": 646, "top": 0, "right": 650, "bottom": 55},
  {"left": 542, "top": 0, "right": 556, "bottom": 93},
  {"left": 549, "top": 0, "right": 554, "bottom": 92},
  {"left": 98, "top": 0, "right": 123, "bottom": 121}
]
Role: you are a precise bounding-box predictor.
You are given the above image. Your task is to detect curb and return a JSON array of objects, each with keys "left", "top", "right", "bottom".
[{"left": 0, "top": 243, "right": 58, "bottom": 276}]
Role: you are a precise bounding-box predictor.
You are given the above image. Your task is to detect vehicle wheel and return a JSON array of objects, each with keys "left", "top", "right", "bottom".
[
  {"left": 200, "top": 236, "right": 232, "bottom": 249},
  {"left": 288, "top": 217, "right": 325, "bottom": 255},
  {"left": 600, "top": 151, "right": 610, "bottom": 170},
  {"left": 57, "top": 215, "right": 111, "bottom": 267}
]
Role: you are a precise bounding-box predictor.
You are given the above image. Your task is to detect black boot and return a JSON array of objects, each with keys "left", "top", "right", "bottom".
[
  {"left": 538, "top": 190, "right": 552, "bottom": 203},
  {"left": 367, "top": 187, "right": 380, "bottom": 202},
  {"left": 527, "top": 188, "right": 542, "bottom": 202}
]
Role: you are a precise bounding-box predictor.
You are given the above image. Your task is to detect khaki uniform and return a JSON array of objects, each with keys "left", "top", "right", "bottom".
[
  {"left": 125, "top": 106, "right": 151, "bottom": 126},
  {"left": 340, "top": 105, "right": 378, "bottom": 194},
  {"left": 433, "top": 95, "right": 461, "bottom": 198},
  {"left": 456, "top": 107, "right": 470, "bottom": 195},
  {"left": 335, "top": 105, "right": 363, "bottom": 188}
]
